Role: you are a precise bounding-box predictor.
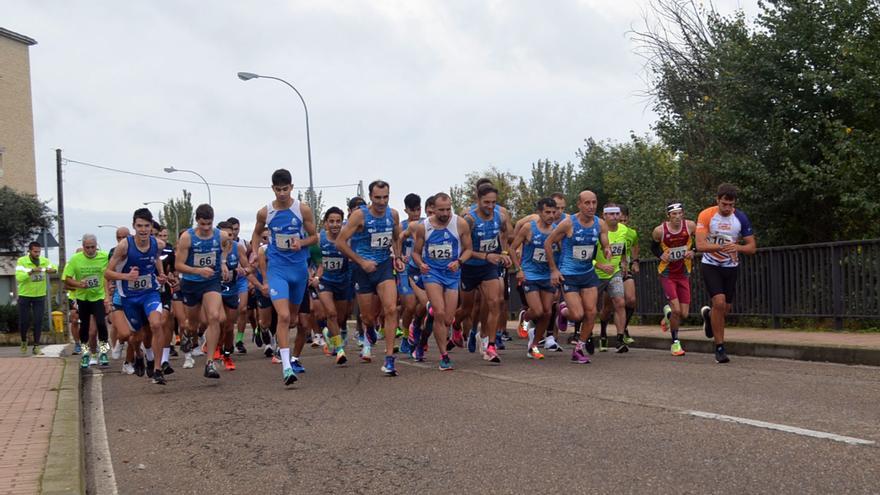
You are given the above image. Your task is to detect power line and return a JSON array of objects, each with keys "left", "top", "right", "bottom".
[{"left": 63, "top": 158, "right": 359, "bottom": 190}]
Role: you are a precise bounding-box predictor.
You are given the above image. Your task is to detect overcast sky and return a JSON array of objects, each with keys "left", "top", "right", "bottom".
[{"left": 3, "top": 0, "right": 758, "bottom": 256}]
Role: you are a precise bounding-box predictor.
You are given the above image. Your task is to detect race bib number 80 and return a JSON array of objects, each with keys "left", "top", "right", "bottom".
[{"left": 131, "top": 274, "right": 152, "bottom": 291}]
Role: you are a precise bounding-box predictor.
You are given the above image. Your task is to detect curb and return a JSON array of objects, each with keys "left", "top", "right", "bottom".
[
  {"left": 40, "top": 350, "right": 85, "bottom": 495},
  {"left": 0, "top": 332, "right": 68, "bottom": 346},
  {"left": 630, "top": 335, "right": 880, "bottom": 366}
]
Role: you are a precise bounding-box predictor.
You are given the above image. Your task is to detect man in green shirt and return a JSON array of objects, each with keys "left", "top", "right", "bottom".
[
  {"left": 63, "top": 234, "right": 110, "bottom": 367},
  {"left": 15, "top": 241, "right": 57, "bottom": 354},
  {"left": 593, "top": 203, "right": 630, "bottom": 353},
  {"left": 620, "top": 205, "right": 640, "bottom": 345}
]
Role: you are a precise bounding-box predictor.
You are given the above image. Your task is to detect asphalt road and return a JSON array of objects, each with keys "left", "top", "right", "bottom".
[{"left": 84, "top": 337, "right": 880, "bottom": 494}]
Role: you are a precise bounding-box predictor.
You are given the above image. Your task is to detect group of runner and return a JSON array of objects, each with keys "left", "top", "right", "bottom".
[{"left": 44, "top": 169, "right": 755, "bottom": 386}]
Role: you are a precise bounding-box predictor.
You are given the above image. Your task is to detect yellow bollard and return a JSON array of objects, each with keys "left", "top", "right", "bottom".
[{"left": 52, "top": 311, "right": 64, "bottom": 333}]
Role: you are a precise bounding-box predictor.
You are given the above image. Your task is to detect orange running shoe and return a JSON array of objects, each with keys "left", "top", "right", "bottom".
[
  {"left": 223, "top": 355, "right": 236, "bottom": 370},
  {"left": 213, "top": 347, "right": 222, "bottom": 360}
]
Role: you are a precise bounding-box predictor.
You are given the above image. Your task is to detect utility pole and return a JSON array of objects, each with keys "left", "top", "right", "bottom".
[
  {"left": 56, "top": 149, "right": 68, "bottom": 330},
  {"left": 357, "top": 180, "right": 364, "bottom": 199}
]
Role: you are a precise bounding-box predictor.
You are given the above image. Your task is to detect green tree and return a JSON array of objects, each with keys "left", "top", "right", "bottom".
[
  {"left": 519, "top": 159, "right": 579, "bottom": 215},
  {"left": 158, "top": 189, "right": 194, "bottom": 238},
  {"left": 634, "top": 0, "right": 880, "bottom": 245},
  {"left": 448, "top": 166, "right": 531, "bottom": 219},
  {"left": 298, "top": 188, "right": 325, "bottom": 227},
  {"left": 0, "top": 186, "right": 54, "bottom": 255}
]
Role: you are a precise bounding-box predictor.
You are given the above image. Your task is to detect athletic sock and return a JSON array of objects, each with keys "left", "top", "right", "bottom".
[
  {"left": 624, "top": 307, "right": 634, "bottom": 332},
  {"left": 280, "top": 348, "right": 292, "bottom": 370},
  {"left": 145, "top": 348, "right": 154, "bottom": 361},
  {"left": 600, "top": 320, "right": 608, "bottom": 339},
  {"left": 573, "top": 321, "right": 582, "bottom": 338},
  {"left": 162, "top": 347, "right": 170, "bottom": 363},
  {"left": 235, "top": 331, "right": 244, "bottom": 343},
  {"left": 671, "top": 327, "right": 679, "bottom": 341},
  {"left": 716, "top": 343, "right": 725, "bottom": 353},
  {"left": 318, "top": 319, "right": 327, "bottom": 329}
]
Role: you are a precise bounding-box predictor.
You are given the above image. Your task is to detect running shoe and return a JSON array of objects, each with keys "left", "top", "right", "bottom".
[
  {"left": 121, "top": 362, "right": 135, "bottom": 375},
  {"left": 395, "top": 327, "right": 405, "bottom": 339},
  {"left": 146, "top": 360, "right": 155, "bottom": 377},
  {"left": 701, "top": 306, "right": 713, "bottom": 339},
  {"left": 73, "top": 342, "right": 82, "bottom": 355},
  {"left": 381, "top": 356, "right": 398, "bottom": 376},
  {"left": 161, "top": 361, "right": 175, "bottom": 375},
  {"left": 271, "top": 354, "right": 282, "bottom": 364},
  {"left": 360, "top": 345, "right": 373, "bottom": 363},
  {"left": 264, "top": 346, "right": 275, "bottom": 358},
  {"left": 204, "top": 361, "right": 220, "bottom": 379},
  {"left": 414, "top": 343, "right": 425, "bottom": 362},
  {"left": 501, "top": 330, "right": 512, "bottom": 341},
  {"left": 715, "top": 349, "right": 730, "bottom": 364},
  {"left": 660, "top": 304, "right": 672, "bottom": 333},
  {"left": 192, "top": 343, "right": 205, "bottom": 357},
  {"left": 517, "top": 310, "right": 528, "bottom": 338},
  {"left": 598, "top": 337, "right": 608, "bottom": 352},
  {"left": 439, "top": 355, "right": 454, "bottom": 371},
  {"left": 169, "top": 346, "right": 179, "bottom": 357},
  {"left": 584, "top": 337, "right": 595, "bottom": 355},
  {"left": 20, "top": 341, "right": 28, "bottom": 354},
  {"left": 152, "top": 369, "right": 166, "bottom": 385},
  {"left": 290, "top": 359, "right": 306, "bottom": 374},
  {"left": 111, "top": 341, "right": 123, "bottom": 360},
  {"left": 615, "top": 342, "right": 629, "bottom": 354},
  {"left": 283, "top": 367, "right": 298, "bottom": 386},
  {"left": 89, "top": 355, "right": 98, "bottom": 366},
  {"left": 235, "top": 341, "right": 247, "bottom": 354},
  {"left": 544, "top": 335, "right": 561, "bottom": 352},
  {"left": 182, "top": 353, "right": 195, "bottom": 369},
  {"left": 377, "top": 327, "right": 385, "bottom": 341},
  {"left": 253, "top": 329, "right": 264, "bottom": 348},
  {"left": 483, "top": 345, "right": 501, "bottom": 364},
  {"left": 528, "top": 347, "right": 545, "bottom": 360},
  {"left": 445, "top": 339, "right": 456, "bottom": 352},
  {"left": 467, "top": 328, "right": 477, "bottom": 353},
  {"left": 622, "top": 333, "right": 635, "bottom": 345},
  {"left": 366, "top": 327, "right": 378, "bottom": 346},
  {"left": 260, "top": 328, "right": 272, "bottom": 347},
  {"left": 81, "top": 353, "right": 90, "bottom": 369},
  {"left": 495, "top": 333, "right": 506, "bottom": 350},
  {"left": 32, "top": 345, "right": 43, "bottom": 356},
  {"left": 180, "top": 335, "right": 193, "bottom": 353},
  {"left": 223, "top": 354, "right": 236, "bottom": 371},
  {"left": 335, "top": 349, "right": 348, "bottom": 366},
  {"left": 671, "top": 340, "right": 685, "bottom": 356},
  {"left": 357, "top": 334, "right": 364, "bottom": 348},
  {"left": 134, "top": 357, "right": 145, "bottom": 377},
  {"left": 400, "top": 337, "right": 413, "bottom": 355},
  {"left": 213, "top": 347, "right": 222, "bottom": 360},
  {"left": 571, "top": 344, "right": 591, "bottom": 364},
  {"left": 451, "top": 329, "right": 465, "bottom": 348}
]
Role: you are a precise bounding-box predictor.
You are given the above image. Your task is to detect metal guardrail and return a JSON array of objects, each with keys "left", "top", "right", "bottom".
[{"left": 633, "top": 239, "right": 880, "bottom": 329}]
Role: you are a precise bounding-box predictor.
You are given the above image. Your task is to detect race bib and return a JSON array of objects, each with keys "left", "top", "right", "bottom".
[
  {"left": 479, "top": 237, "right": 499, "bottom": 253},
  {"left": 428, "top": 243, "right": 453, "bottom": 260},
  {"left": 322, "top": 257, "right": 344, "bottom": 271},
  {"left": 130, "top": 274, "right": 152, "bottom": 291},
  {"left": 193, "top": 252, "right": 215, "bottom": 267},
  {"left": 667, "top": 246, "right": 688, "bottom": 261},
  {"left": 370, "top": 231, "right": 392, "bottom": 249},
  {"left": 610, "top": 243, "right": 625, "bottom": 257},
  {"left": 276, "top": 233, "right": 300, "bottom": 251},
  {"left": 83, "top": 275, "right": 100, "bottom": 289},
  {"left": 572, "top": 245, "right": 594, "bottom": 261},
  {"left": 709, "top": 233, "right": 733, "bottom": 246},
  {"left": 532, "top": 248, "right": 547, "bottom": 263},
  {"left": 30, "top": 271, "right": 45, "bottom": 282}
]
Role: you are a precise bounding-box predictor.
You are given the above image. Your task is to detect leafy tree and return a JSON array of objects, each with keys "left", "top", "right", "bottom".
[
  {"left": 448, "top": 166, "right": 531, "bottom": 219},
  {"left": 0, "top": 186, "right": 54, "bottom": 255},
  {"left": 298, "top": 188, "right": 325, "bottom": 227},
  {"left": 158, "top": 189, "right": 194, "bottom": 238},
  {"left": 519, "top": 159, "right": 579, "bottom": 215}
]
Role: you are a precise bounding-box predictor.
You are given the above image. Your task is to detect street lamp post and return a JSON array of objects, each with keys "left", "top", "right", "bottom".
[
  {"left": 143, "top": 201, "right": 178, "bottom": 240},
  {"left": 237, "top": 71, "right": 315, "bottom": 214},
  {"left": 164, "top": 166, "right": 212, "bottom": 205}
]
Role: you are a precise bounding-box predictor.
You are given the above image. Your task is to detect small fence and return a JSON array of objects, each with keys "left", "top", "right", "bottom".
[{"left": 633, "top": 239, "right": 880, "bottom": 328}]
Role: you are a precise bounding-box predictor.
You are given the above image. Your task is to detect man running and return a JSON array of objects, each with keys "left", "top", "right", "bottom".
[
  {"left": 176, "top": 204, "right": 232, "bottom": 379},
  {"left": 15, "top": 241, "right": 57, "bottom": 355},
  {"left": 250, "top": 169, "right": 317, "bottom": 386},
  {"left": 316, "top": 207, "right": 351, "bottom": 366},
  {"left": 217, "top": 221, "right": 257, "bottom": 370},
  {"left": 651, "top": 202, "right": 695, "bottom": 356},
  {"left": 593, "top": 203, "right": 630, "bottom": 353},
  {"left": 398, "top": 193, "right": 422, "bottom": 355},
  {"left": 545, "top": 190, "right": 611, "bottom": 364},
  {"left": 619, "top": 205, "right": 639, "bottom": 345},
  {"left": 226, "top": 217, "right": 251, "bottom": 354},
  {"left": 695, "top": 183, "right": 756, "bottom": 363},
  {"left": 63, "top": 234, "right": 110, "bottom": 367},
  {"left": 336, "top": 180, "right": 405, "bottom": 376},
  {"left": 410, "top": 192, "right": 472, "bottom": 370}
]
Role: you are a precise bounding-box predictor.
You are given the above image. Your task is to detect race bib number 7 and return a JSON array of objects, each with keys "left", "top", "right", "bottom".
[
  {"left": 572, "top": 245, "right": 594, "bottom": 261},
  {"left": 193, "top": 252, "right": 215, "bottom": 267},
  {"left": 370, "top": 232, "right": 392, "bottom": 249},
  {"left": 532, "top": 248, "right": 547, "bottom": 263}
]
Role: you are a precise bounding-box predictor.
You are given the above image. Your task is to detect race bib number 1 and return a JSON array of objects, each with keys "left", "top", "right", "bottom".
[
  {"left": 572, "top": 245, "right": 594, "bottom": 261},
  {"left": 370, "top": 231, "right": 392, "bottom": 249},
  {"left": 193, "top": 252, "right": 215, "bottom": 267},
  {"left": 276, "top": 233, "right": 299, "bottom": 250}
]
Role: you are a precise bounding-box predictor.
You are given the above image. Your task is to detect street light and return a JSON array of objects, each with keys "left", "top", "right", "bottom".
[
  {"left": 164, "top": 166, "right": 212, "bottom": 205},
  {"left": 237, "top": 71, "right": 315, "bottom": 213},
  {"left": 143, "top": 201, "right": 178, "bottom": 240}
]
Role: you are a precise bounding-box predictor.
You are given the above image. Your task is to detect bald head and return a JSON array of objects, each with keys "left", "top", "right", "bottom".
[
  {"left": 576, "top": 190, "right": 598, "bottom": 216},
  {"left": 115, "top": 226, "right": 130, "bottom": 242}
]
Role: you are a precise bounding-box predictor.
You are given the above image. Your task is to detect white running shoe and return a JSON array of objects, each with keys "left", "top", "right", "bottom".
[
  {"left": 183, "top": 353, "right": 195, "bottom": 369},
  {"left": 89, "top": 356, "right": 98, "bottom": 366},
  {"left": 191, "top": 345, "right": 204, "bottom": 357},
  {"left": 111, "top": 341, "right": 123, "bottom": 360},
  {"left": 544, "top": 335, "right": 561, "bottom": 351},
  {"left": 121, "top": 362, "right": 135, "bottom": 375}
]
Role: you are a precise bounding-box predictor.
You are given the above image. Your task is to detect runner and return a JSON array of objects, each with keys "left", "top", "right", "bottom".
[
  {"left": 250, "top": 169, "right": 317, "bottom": 385},
  {"left": 218, "top": 221, "right": 258, "bottom": 371},
  {"left": 400, "top": 195, "right": 437, "bottom": 361},
  {"left": 410, "top": 192, "right": 472, "bottom": 370},
  {"left": 651, "top": 202, "right": 696, "bottom": 356},
  {"left": 455, "top": 183, "right": 511, "bottom": 364},
  {"left": 397, "top": 193, "right": 422, "bottom": 355},
  {"left": 108, "top": 226, "right": 131, "bottom": 361},
  {"left": 336, "top": 180, "right": 405, "bottom": 376},
  {"left": 105, "top": 208, "right": 169, "bottom": 384},
  {"left": 695, "top": 184, "right": 756, "bottom": 363},
  {"left": 62, "top": 234, "right": 110, "bottom": 367},
  {"left": 619, "top": 205, "right": 639, "bottom": 345},
  {"left": 545, "top": 190, "right": 611, "bottom": 364},
  {"left": 593, "top": 203, "right": 630, "bottom": 353},
  {"left": 226, "top": 217, "right": 251, "bottom": 354},
  {"left": 510, "top": 197, "right": 558, "bottom": 359},
  {"left": 316, "top": 207, "right": 351, "bottom": 366},
  {"left": 176, "top": 204, "right": 232, "bottom": 379},
  {"left": 15, "top": 241, "right": 57, "bottom": 355}
]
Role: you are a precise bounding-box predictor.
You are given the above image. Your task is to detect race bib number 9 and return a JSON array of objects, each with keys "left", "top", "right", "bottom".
[
  {"left": 276, "top": 233, "right": 299, "bottom": 250},
  {"left": 667, "top": 246, "right": 688, "bottom": 261},
  {"left": 322, "top": 257, "right": 344, "bottom": 271},
  {"left": 83, "top": 275, "right": 100, "bottom": 289},
  {"left": 532, "top": 248, "right": 547, "bottom": 263},
  {"left": 370, "top": 232, "right": 392, "bottom": 249},
  {"left": 572, "top": 245, "right": 595, "bottom": 261},
  {"left": 610, "top": 243, "right": 625, "bottom": 257},
  {"left": 193, "top": 252, "right": 215, "bottom": 267},
  {"left": 479, "top": 237, "right": 499, "bottom": 253},
  {"left": 428, "top": 243, "right": 453, "bottom": 260},
  {"left": 131, "top": 274, "right": 152, "bottom": 291}
]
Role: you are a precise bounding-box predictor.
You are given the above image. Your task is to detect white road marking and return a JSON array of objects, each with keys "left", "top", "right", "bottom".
[
  {"left": 87, "top": 373, "right": 119, "bottom": 494},
  {"left": 684, "top": 410, "right": 875, "bottom": 446}
]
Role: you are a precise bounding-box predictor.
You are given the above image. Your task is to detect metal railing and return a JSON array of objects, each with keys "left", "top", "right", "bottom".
[{"left": 633, "top": 239, "right": 880, "bottom": 328}]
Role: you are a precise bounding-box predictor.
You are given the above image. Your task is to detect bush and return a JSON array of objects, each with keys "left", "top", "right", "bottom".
[{"left": 0, "top": 304, "right": 17, "bottom": 333}]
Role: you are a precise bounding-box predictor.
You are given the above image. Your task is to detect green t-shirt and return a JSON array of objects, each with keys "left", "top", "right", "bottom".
[
  {"left": 594, "top": 224, "right": 629, "bottom": 280},
  {"left": 63, "top": 251, "right": 109, "bottom": 302},
  {"left": 623, "top": 223, "right": 638, "bottom": 252}
]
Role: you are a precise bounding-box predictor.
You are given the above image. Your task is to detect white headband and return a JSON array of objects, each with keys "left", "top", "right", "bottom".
[
  {"left": 603, "top": 206, "right": 621, "bottom": 214},
  {"left": 666, "top": 203, "right": 683, "bottom": 213}
]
